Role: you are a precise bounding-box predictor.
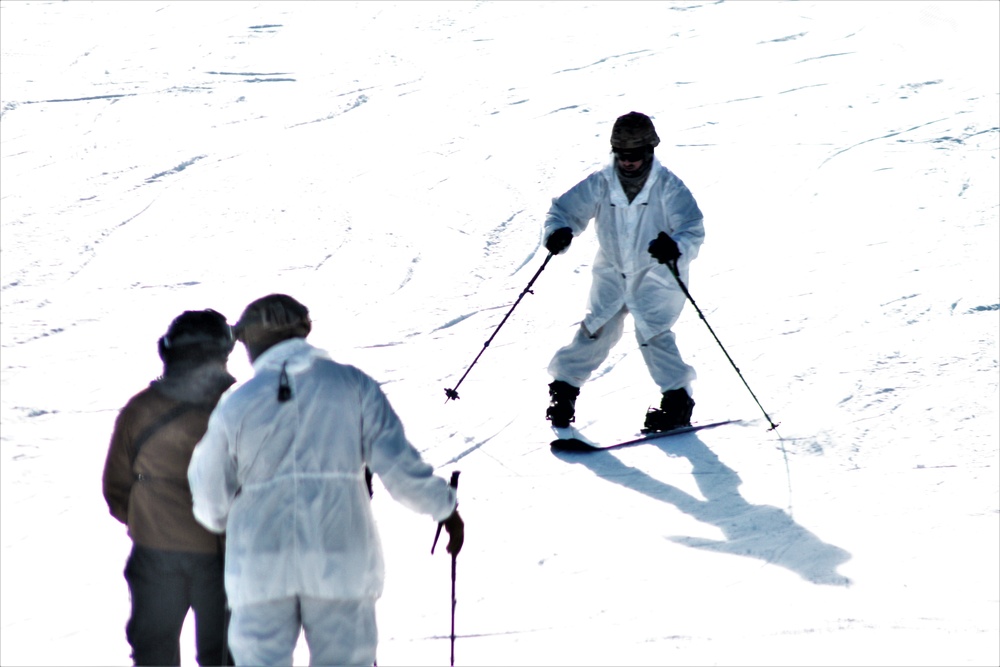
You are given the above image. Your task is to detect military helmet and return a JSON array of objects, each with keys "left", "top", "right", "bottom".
[{"left": 610, "top": 111, "right": 660, "bottom": 150}]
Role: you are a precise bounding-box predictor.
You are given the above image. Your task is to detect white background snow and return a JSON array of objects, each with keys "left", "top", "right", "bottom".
[{"left": 2, "top": 1, "right": 998, "bottom": 665}]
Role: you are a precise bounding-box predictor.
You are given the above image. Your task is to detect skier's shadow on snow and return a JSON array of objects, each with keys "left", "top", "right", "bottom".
[{"left": 553, "top": 434, "right": 852, "bottom": 586}]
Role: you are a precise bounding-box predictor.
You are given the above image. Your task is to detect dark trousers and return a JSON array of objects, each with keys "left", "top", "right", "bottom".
[{"left": 124, "top": 544, "right": 234, "bottom": 666}]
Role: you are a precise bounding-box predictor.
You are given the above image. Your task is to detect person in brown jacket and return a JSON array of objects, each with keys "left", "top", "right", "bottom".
[{"left": 103, "top": 309, "right": 237, "bottom": 666}]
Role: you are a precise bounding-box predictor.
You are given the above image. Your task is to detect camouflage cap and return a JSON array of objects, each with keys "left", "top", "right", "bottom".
[{"left": 234, "top": 294, "right": 311, "bottom": 341}]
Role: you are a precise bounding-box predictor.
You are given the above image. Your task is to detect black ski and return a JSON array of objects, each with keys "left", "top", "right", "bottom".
[{"left": 551, "top": 419, "right": 742, "bottom": 452}]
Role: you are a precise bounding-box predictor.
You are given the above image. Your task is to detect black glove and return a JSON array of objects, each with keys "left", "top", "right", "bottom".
[
  {"left": 443, "top": 510, "right": 464, "bottom": 556},
  {"left": 648, "top": 232, "right": 681, "bottom": 264},
  {"left": 545, "top": 227, "right": 573, "bottom": 255}
]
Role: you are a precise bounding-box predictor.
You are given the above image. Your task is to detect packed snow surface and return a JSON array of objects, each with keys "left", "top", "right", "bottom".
[{"left": 2, "top": 2, "right": 998, "bottom": 665}]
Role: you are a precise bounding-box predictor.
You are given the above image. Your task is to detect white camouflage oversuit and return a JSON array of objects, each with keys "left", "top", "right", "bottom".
[
  {"left": 544, "top": 153, "right": 705, "bottom": 393},
  {"left": 188, "top": 337, "right": 456, "bottom": 666}
]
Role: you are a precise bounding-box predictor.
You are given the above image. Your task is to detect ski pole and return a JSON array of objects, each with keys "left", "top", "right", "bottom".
[
  {"left": 217, "top": 535, "right": 232, "bottom": 666},
  {"left": 431, "top": 471, "right": 461, "bottom": 666},
  {"left": 444, "top": 253, "right": 554, "bottom": 402},
  {"left": 446, "top": 541, "right": 458, "bottom": 666},
  {"left": 667, "top": 260, "right": 793, "bottom": 516},
  {"left": 666, "top": 259, "right": 780, "bottom": 431}
]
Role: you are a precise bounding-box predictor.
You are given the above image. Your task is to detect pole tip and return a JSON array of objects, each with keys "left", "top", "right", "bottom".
[{"left": 444, "top": 388, "right": 460, "bottom": 401}]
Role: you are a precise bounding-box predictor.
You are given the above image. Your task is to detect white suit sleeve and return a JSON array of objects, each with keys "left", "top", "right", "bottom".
[
  {"left": 360, "top": 378, "right": 457, "bottom": 522},
  {"left": 663, "top": 174, "right": 705, "bottom": 263},
  {"left": 187, "top": 406, "right": 239, "bottom": 534},
  {"left": 543, "top": 173, "right": 604, "bottom": 239}
]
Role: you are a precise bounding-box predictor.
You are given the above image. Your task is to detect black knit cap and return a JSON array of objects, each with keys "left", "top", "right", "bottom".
[{"left": 158, "top": 309, "right": 235, "bottom": 363}]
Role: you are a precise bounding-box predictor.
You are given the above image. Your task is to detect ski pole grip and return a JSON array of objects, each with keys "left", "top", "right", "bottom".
[{"left": 431, "top": 471, "right": 461, "bottom": 554}]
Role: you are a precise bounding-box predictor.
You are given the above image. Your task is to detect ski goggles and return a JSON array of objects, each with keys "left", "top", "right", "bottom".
[{"left": 614, "top": 149, "right": 648, "bottom": 162}]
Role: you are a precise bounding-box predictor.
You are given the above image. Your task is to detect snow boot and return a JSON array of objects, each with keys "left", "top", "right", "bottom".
[
  {"left": 643, "top": 388, "right": 695, "bottom": 433},
  {"left": 546, "top": 380, "right": 580, "bottom": 428}
]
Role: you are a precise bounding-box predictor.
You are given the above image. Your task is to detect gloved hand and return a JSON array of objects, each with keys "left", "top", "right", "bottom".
[
  {"left": 545, "top": 227, "right": 573, "bottom": 255},
  {"left": 648, "top": 231, "right": 681, "bottom": 264},
  {"left": 443, "top": 509, "right": 464, "bottom": 556}
]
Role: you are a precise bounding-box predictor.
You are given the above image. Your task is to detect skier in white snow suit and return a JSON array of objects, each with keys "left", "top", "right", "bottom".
[
  {"left": 103, "top": 309, "right": 237, "bottom": 666},
  {"left": 188, "top": 293, "right": 464, "bottom": 667},
  {"left": 543, "top": 111, "right": 705, "bottom": 433}
]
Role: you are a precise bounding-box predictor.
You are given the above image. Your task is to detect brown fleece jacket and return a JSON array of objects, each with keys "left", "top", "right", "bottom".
[{"left": 102, "top": 365, "right": 235, "bottom": 553}]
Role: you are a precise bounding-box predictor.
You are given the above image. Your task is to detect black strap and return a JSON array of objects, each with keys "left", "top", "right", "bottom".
[{"left": 129, "top": 402, "right": 203, "bottom": 470}]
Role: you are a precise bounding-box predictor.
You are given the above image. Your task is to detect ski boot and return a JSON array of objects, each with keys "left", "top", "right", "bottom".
[
  {"left": 643, "top": 388, "right": 695, "bottom": 433},
  {"left": 546, "top": 380, "right": 580, "bottom": 428}
]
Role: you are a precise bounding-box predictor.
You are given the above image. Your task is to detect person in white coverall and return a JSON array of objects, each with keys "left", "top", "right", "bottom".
[
  {"left": 543, "top": 111, "right": 705, "bottom": 434},
  {"left": 188, "top": 293, "right": 464, "bottom": 667}
]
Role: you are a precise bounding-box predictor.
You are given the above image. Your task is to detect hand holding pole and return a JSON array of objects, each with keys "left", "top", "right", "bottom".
[
  {"left": 430, "top": 471, "right": 461, "bottom": 667},
  {"left": 432, "top": 471, "right": 461, "bottom": 554}
]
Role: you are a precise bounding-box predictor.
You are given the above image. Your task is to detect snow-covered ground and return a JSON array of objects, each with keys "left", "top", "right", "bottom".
[{"left": 2, "top": 1, "right": 998, "bottom": 665}]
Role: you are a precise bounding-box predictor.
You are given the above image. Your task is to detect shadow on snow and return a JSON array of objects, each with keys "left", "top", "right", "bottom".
[{"left": 553, "top": 434, "right": 852, "bottom": 587}]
